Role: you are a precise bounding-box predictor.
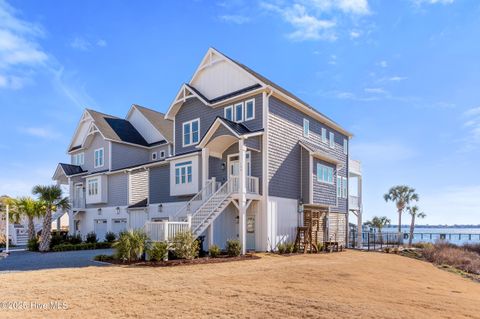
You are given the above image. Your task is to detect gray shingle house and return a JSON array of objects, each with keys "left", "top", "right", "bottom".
[{"left": 52, "top": 48, "right": 362, "bottom": 253}]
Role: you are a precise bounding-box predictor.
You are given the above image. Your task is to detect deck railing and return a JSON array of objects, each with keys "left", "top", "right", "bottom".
[
  {"left": 230, "top": 176, "right": 259, "bottom": 194},
  {"left": 173, "top": 179, "right": 219, "bottom": 221},
  {"left": 145, "top": 218, "right": 191, "bottom": 242}
]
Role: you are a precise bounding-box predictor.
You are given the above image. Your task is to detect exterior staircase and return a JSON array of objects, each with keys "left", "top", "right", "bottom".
[{"left": 175, "top": 177, "right": 238, "bottom": 239}]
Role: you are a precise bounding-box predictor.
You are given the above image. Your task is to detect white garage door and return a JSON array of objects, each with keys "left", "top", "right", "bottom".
[
  {"left": 129, "top": 211, "right": 147, "bottom": 230},
  {"left": 94, "top": 219, "right": 108, "bottom": 242},
  {"left": 112, "top": 219, "right": 127, "bottom": 235}
]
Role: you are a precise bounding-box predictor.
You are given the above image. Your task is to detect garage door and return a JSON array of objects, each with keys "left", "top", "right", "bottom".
[
  {"left": 94, "top": 219, "right": 108, "bottom": 242},
  {"left": 112, "top": 219, "right": 127, "bottom": 235}
]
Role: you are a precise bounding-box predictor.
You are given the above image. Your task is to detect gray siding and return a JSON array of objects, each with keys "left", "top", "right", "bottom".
[
  {"left": 312, "top": 158, "right": 336, "bottom": 206},
  {"left": 149, "top": 165, "right": 178, "bottom": 203},
  {"left": 111, "top": 142, "right": 149, "bottom": 170},
  {"left": 86, "top": 172, "right": 128, "bottom": 208},
  {"left": 268, "top": 96, "right": 348, "bottom": 212},
  {"left": 72, "top": 133, "right": 110, "bottom": 174},
  {"left": 300, "top": 147, "right": 310, "bottom": 203},
  {"left": 175, "top": 94, "right": 263, "bottom": 155}
]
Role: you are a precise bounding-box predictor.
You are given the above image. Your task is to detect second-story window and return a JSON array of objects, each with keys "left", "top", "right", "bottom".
[
  {"left": 245, "top": 99, "right": 255, "bottom": 121},
  {"left": 73, "top": 152, "right": 84, "bottom": 165},
  {"left": 337, "top": 176, "right": 342, "bottom": 198},
  {"left": 151, "top": 152, "right": 157, "bottom": 161},
  {"left": 234, "top": 102, "right": 244, "bottom": 123},
  {"left": 87, "top": 178, "right": 99, "bottom": 196},
  {"left": 317, "top": 163, "right": 333, "bottom": 184},
  {"left": 343, "top": 138, "right": 348, "bottom": 155},
  {"left": 329, "top": 132, "right": 335, "bottom": 149},
  {"left": 321, "top": 128, "right": 327, "bottom": 143},
  {"left": 159, "top": 150, "right": 165, "bottom": 158},
  {"left": 94, "top": 148, "right": 104, "bottom": 168},
  {"left": 303, "top": 119, "right": 309, "bottom": 137},
  {"left": 175, "top": 161, "right": 192, "bottom": 185},
  {"left": 342, "top": 177, "right": 348, "bottom": 198},
  {"left": 224, "top": 105, "right": 233, "bottom": 121},
  {"left": 183, "top": 119, "right": 200, "bottom": 147}
]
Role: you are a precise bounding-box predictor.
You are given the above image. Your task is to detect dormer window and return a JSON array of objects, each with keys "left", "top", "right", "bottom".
[
  {"left": 234, "top": 102, "right": 244, "bottom": 123},
  {"left": 224, "top": 105, "right": 233, "bottom": 121},
  {"left": 245, "top": 99, "right": 255, "bottom": 121},
  {"left": 152, "top": 152, "right": 158, "bottom": 161},
  {"left": 329, "top": 132, "right": 335, "bottom": 149},
  {"left": 72, "top": 152, "right": 84, "bottom": 166},
  {"left": 159, "top": 150, "right": 165, "bottom": 159}
]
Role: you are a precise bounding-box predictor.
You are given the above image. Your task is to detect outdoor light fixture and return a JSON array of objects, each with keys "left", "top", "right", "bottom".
[
  {"left": 97, "top": 208, "right": 102, "bottom": 215},
  {"left": 158, "top": 204, "right": 163, "bottom": 213},
  {"left": 221, "top": 162, "right": 226, "bottom": 170},
  {"left": 298, "top": 199, "right": 304, "bottom": 214},
  {"left": 116, "top": 207, "right": 120, "bottom": 215}
]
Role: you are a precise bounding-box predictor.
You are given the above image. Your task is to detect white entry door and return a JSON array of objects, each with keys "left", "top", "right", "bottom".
[
  {"left": 94, "top": 219, "right": 107, "bottom": 242},
  {"left": 129, "top": 211, "right": 147, "bottom": 230},
  {"left": 228, "top": 153, "right": 251, "bottom": 178}
]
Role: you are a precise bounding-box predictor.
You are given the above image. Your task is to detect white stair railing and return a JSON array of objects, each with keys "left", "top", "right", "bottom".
[
  {"left": 173, "top": 178, "right": 219, "bottom": 221},
  {"left": 145, "top": 218, "right": 191, "bottom": 242}
]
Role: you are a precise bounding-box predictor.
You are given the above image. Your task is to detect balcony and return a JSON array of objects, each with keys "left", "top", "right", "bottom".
[
  {"left": 349, "top": 159, "right": 362, "bottom": 176},
  {"left": 349, "top": 195, "right": 360, "bottom": 211}
]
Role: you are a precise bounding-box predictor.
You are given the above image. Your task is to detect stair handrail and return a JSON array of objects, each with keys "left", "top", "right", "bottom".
[
  {"left": 190, "top": 177, "right": 237, "bottom": 234},
  {"left": 174, "top": 178, "right": 218, "bottom": 221}
]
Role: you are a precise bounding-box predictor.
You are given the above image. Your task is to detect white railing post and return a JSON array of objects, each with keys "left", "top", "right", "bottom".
[
  {"left": 187, "top": 214, "right": 192, "bottom": 230},
  {"left": 5, "top": 204, "right": 9, "bottom": 253},
  {"left": 163, "top": 221, "right": 169, "bottom": 242}
]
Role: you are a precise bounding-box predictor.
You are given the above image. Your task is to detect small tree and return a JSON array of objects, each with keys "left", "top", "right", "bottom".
[
  {"left": 32, "top": 185, "right": 70, "bottom": 252},
  {"left": 114, "top": 230, "right": 149, "bottom": 262},
  {"left": 384, "top": 186, "right": 419, "bottom": 235},
  {"left": 406, "top": 205, "right": 426, "bottom": 247},
  {"left": 172, "top": 231, "right": 199, "bottom": 260},
  {"left": 365, "top": 216, "right": 391, "bottom": 234},
  {"left": 15, "top": 197, "right": 45, "bottom": 240}
]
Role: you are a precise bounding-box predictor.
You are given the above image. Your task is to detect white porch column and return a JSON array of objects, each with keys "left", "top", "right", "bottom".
[
  {"left": 357, "top": 175, "right": 363, "bottom": 248},
  {"left": 208, "top": 223, "right": 214, "bottom": 248},
  {"left": 202, "top": 147, "right": 209, "bottom": 187},
  {"left": 238, "top": 139, "right": 247, "bottom": 255}
]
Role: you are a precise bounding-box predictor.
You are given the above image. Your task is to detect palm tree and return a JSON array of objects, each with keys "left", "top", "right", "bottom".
[
  {"left": 406, "top": 205, "right": 426, "bottom": 247},
  {"left": 32, "top": 185, "right": 70, "bottom": 252},
  {"left": 365, "top": 216, "right": 391, "bottom": 234},
  {"left": 383, "top": 185, "right": 419, "bottom": 235},
  {"left": 15, "top": 197, "right": 45, "bottom": 241}
]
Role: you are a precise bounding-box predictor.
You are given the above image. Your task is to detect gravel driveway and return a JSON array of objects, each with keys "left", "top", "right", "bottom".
[{"left": 0, "top": 249, "right": 114, "bottom": 272}]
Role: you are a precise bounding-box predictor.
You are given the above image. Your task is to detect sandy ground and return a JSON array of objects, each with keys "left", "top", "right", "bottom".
[{"left": 1, "top": 251, "right": 480, "bottom": 319}]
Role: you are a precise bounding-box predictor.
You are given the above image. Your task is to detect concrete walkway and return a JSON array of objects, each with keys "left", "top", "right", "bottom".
[{"left": 0, "top": 249, "right": 114, "bottom": 273}]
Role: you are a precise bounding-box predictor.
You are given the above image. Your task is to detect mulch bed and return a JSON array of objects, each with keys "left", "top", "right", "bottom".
[{"left": 104, "top": 253, "right": 261, "bottom": 267}]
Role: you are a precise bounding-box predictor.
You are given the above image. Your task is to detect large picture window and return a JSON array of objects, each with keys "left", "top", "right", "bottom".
[
  {"left": 183, "top": 119, "right": 200, "bottom": 147},
  {"left": 87, "top": 178, "right": 99, "bottom": 196},
  {"left": 175, "top": 161, "right": 193, "bottom": 185},
  {"left": 317, "top": 163, "right": 333, "bottom": 184}
]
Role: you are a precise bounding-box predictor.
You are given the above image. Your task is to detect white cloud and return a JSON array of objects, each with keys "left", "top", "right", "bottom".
[
  {"left": 377, "top": 60, "right": 388, "bottom": 68},
  {"left": 219, "top": 14, "right": 250, "bottom": 24},
  {"left": 96, "top": 39, "right": 107, "bottom": 47},
  {"left": 388, "top": 76, "right": 407, "bottom": 81},
  {"left": 260, "top": 0, "right": 370, "bottom": 41},
  {"left": 70, "top": 37, "right": 107, "bottom": 51},
  {"left": 19, "top": 126, "right": 61, "bottom": 139},
  {"left": 462, "top": 107, "right": 480, "bottom": 148},
  {"left": 350, "top": 30, "right": 361, "bottom": 38},
  {"left": 364, "top": 87, "right": 387, "bottom": 94},
  {"left": 413, "top": 0, "right": 455, "bottom": 5},
  {"left": 0, "top": 1, "right": 47, "bottom": 72},
  {"left": 0, "top": 73, "right": 25, "bottom": 89},
  {"left": 328, "top": 54, "right": 337, "bottom": 65}
]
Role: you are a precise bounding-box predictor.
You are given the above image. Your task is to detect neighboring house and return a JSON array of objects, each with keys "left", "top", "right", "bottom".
[{"left": 52, "top": 48, "right": 362, "bottom": 253}]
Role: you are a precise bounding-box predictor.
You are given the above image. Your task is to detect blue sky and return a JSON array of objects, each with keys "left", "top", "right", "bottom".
[{"left": 0, "top": 0, "right": 479, "bottom": 225}]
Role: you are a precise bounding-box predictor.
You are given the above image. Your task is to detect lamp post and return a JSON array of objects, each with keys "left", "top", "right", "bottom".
[{"left": 5, "top": 204, "right": 9, "bottom": 254}]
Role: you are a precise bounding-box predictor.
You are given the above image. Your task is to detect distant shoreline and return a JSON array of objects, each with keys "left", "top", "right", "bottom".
[{"left": 385, "top": 225, "right": 480, "bottom": 229}]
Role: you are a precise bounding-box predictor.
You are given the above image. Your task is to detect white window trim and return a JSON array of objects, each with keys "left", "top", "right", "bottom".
[
  {"left": 234, "top": 102, "right": 244, "bottom": 123},
  {"left": 224, "top": 105, "right": 233, "bottom": 121},
  {"left": 227, "top": 152, "right": 252, "bottom": 178},
  {"left": 175, "top": 161, "right": 193, "bottom": 185},
  {"left": 159, "top": 150, "right": 165, "bottom": 159},
  {"left": 72, "top": 152, "right": 84, "bottom": 166},
  {"left": 94, "top": 148, "right": 104, "bottom": 168},
  {"left": 343, "top": 138, "right": 348, "bottom": 155},
  {"left": 182, "top": 118, "right": 200, "bottom": 147},
  {"left": 87, "top": 178, "right": 99, "bottom": 196},
  {"left": 244, "top": 99, "right": 255, "bottom": 121},
  {"left": 303, "top": 119, "right": 310, "bottom": 137},
  {"left": 316, "top": 163, "right": 334, "bottom": 184},
  {"left": 329, "top": 132, "right": 335, "bottom": 149},
  {"left": 151, "top": 152, "right": 158, "bottom": 161},
  {"left": 337, "top": 176, "right": 342, "bottom": 198},
  {"left": 321, "top": 128, "right": 327, "bottom": 143},
  {"left": 342, "top": 177, "right": 348, "bottom": 199}
]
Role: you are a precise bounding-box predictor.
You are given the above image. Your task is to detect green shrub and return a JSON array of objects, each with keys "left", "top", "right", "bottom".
[
  {"left": 209, "top": 244, "right": 221, "bottom": 258},
  {"left": 226, "top": 239, "right": 241, "bottom": 257},
  {"left": 147, "top": 241, "right": 169, "bottom": 261},
  {"left": 277, "top": 242, "right": 287, "bottom": 254},
  {"left": 51, "top": 242, "right": 112, "bottom": 252},
  {"left": 86, "top": 232, "right": 98, "bottom": 243},
  {"left": 317, "top": 242, "right": 324, "bottom": 252},
  {"left": 113, "top": 230, "right": 149, "bottom": 262},
  {"left": 67, "top": 234, "right": 82, "bottom": 245},
  {"left": 50, "top": 232, "right": 65, "bottom": 248},
  {"left": 172, "top": 231, "right": 199, "bottom": 260},
  {"left": 27, "top": 238, "right": 39, "bottom": 251},
  {"left": 285, "top": 241, "right": 296, "bottom": 254},
  {"left": 94, "top": 254, "right": 114, "bottom": 262},
  {"left": 105, "top": 231, "right": 116, "bottom": 243}
]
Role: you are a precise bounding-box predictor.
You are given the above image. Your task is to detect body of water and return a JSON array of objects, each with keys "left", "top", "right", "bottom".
[{"left": 382, "top": 227, "right": 480, "bottom": 245}]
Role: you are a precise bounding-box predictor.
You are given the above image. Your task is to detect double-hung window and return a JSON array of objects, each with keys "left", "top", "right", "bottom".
[
  {"left": 87, "top": 178, "right": 99, "bottom": 196},
  {"left": 234, "top": 102, "right": 244, "bottom": 123},
  {"left": 245, "top": 99, "right": 255, "bottom": 121},
  {"left": 183, "top": 119, "right": 200, "bottom": 147},
  {"left": 321, "top": 128, "right": 327, "bottom": 143},
  {"left": 224, "top": 105, "right": 233, "bottom": 121},
  {"left": 94, "top": 148, "right": 104, "bottom": 168},
  {"left": 342, "top": 177, "right": 348, "bottom": 198},
  {"left": 317, "top": 163, "right": 333, "bottom": 184},
  {"left": 73, "top": 152, "right": 84, "bottom": 165},
  {"left": 343, "top": 138, "right": 348, "bottom": 155},
  {"left": 303, "top": 119, "right": 309, "bottom": 137},
  {"left": 175, "top": 161, "right": 193, "bottom": 185},
  {"left": 329, "top": 132, "right": 335, "bottom": 149}
]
